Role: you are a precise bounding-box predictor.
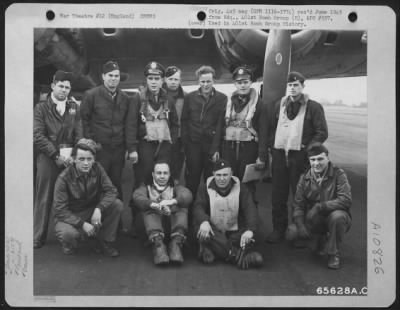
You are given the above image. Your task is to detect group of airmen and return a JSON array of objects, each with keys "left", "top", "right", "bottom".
[{"left": 34, "top": 60, "right": 352, "bottom": 270}]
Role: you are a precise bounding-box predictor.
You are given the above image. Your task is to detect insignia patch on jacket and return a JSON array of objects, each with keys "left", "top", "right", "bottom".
[{"left": 69, "top": 108, "right": 76, "bottom": 115}]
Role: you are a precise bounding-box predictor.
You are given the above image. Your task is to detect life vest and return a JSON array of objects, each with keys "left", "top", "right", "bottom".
[
  {"left": 274, "top": 94, "right": 309, "bottom": 153},
  {"left": 224, "top": 88, "right": 258, "bottom": 142},
  {"left": 140, "top": 90, "right": 172, "bottom": 142},
  {"left": 206, "top": 176, "right": 240, "bottom": 233},
  {"left": 147, "top": 184, "right": 175, "bottom": 202}
]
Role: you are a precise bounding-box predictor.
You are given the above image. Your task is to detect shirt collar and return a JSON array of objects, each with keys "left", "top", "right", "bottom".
[
  {"left": 284, "top": 93, "right": 307, "bottom": 106},
  {"left": 102, "top": 85, "right": 119, "bottom": 98},
  {"left": 197, "top": 88, "right": 215, "bottom": 98},
  {"left": 50, "top": 93, "right": 67, "bottom": 106}
]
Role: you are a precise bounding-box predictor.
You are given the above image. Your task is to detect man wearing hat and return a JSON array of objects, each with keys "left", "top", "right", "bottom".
[
  {"left": 134, "top": 61, "right": 179, "bottom": 187},
  {"left": 287, "top": 143, "right": 352, "bottom": 269},
  {"left": 80, "top": 60, "right": 139, "bottom": 198},
  {"left": 192, "top": 159, "right": 264, "bottom": 269},
  {"left": 163, "top": 66, "right": 187, "bottom": 184},
  {"left": 258, "top": 71, "right": 329, "bottom": 243},
  {"left": 34, "top": 70, "right": 83, "bottom": 249},
  {"left": 53, "top": 138, "right": 124, "bottom": 257},
  {"left": 181, "top": 65, "right": 227, "bottom": 199},
  {"left": 222, "top": 66, "right": 263, "bottom": 201},
  {"left": 133, "top": 160, "right": 192, "bottom": 265}
]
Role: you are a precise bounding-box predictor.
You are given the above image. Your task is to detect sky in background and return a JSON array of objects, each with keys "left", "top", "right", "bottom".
[{"left": 183, "top": 76, "right": 367, "bottom": 107}]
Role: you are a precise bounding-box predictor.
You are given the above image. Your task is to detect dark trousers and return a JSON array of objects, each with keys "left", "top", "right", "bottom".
[
  {"left": 142, "top": 208, "right": 188, "bottom": 240},
  {"left": 193, "top": 222, "right": 245, "bottom": 260},
  {"left": 271, "top": 148, "right": 308, "bottom": 232},
  {"left": 135, "top": 140, "right": 172, "bottom": 187},
  {"left": 54, "top": 199, "right": 124, "bottom": 248},
  {"left": 171, "top": 137, "right": 185, "bottom": 182},
  {"left": 34, "top": 153, "right": 62, "bottom": 245},
  {"left": 185, "top": 141, "right": 214, "bottom": 199},
  {"left": 222, "top": 140, "right": 258, "bottom": 181},
  {"left": 306, "top": 210, "right": 352, "bottom": 255},
  {"left": 96, "top": 144, "right": 125, "bottom": 198}
]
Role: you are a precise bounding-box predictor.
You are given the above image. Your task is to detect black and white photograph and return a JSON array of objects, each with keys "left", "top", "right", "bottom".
[{"left": 4, "top": 4, "right": 396, "bottom": 307}]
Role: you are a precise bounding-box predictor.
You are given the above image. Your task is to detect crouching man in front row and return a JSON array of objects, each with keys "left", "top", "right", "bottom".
[
  {"left": 288, "top": 143, "right": 352, "bottom": 269},
  {"left": 193, "top": 159, "right": 263, "bottom": 269},
  {"left": 133, "top": 160, "right": 192, "bottom": 265},
  {"left": 53, "top": 138, "right": 123, "bottom": 257}
]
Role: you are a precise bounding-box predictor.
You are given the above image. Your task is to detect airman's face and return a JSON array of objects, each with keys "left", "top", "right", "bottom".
[
  {"left": 234, "top": 79, "right": 252, "bottom": 95},
  {"left": 74, "top": 149, "right": 95, "bottom": 174},
  {"left": 152, "top": 163, "right": 170, "bottom": 187},
  {"left": 199, "top": 73, "right": 214, "bottom": 95},
  {"left": 102, "top": 70, "right": 120, "bottom": 90},
  {"left": 309, "top": 152, "right": 329, "bottom": 174},
  {"left": 165, "top": 71, "right": 181, "bottom": 91},
  {"left": 213, "top": 167, "right": 232, "bottom": 189},
  {"left": 287, "top": 81, "right": 304, "bottom": 98},
  {"left": 147, "top": 74, "right": 163, "bottom": 94},
  {"left": 51, "top": 80, "right": 71, "bottom": 101}
]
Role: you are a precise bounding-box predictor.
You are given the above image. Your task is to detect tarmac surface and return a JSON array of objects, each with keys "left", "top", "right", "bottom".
[{"left": 34, "top": 106, "right": 368, "bottom": 298}]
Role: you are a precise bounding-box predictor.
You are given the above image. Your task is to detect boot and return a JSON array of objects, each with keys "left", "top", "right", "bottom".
[
  {"left": 328, "top": 254, "right": 341, "bottom": 269},
  {"left": 198, "top": 242, "right": 215, "bottom": 264},
  {"left": 229, "top": 246, "right": 264, "bottom": 269},
  {"left": 61, "top": 242, "right": 77, "bottom": 255},
  {"left": 168, "top": 234, "right": 185, "bottom": 264},
  {"left": 152, "top": 235, "right": 169, "bottom": 265},
  {"left": 240, "top": 251, "right": 264, "bottom": 269},
  {"left": 97, "top": 239, "right": 119, "bottom": 257}
]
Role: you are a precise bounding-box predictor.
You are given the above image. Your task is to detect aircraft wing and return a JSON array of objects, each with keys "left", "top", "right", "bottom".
[{"left": 34, "top": 28, "right": 367, "bottom": 94}]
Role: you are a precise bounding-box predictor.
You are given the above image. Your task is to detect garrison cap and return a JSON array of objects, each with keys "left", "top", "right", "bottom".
[
  {"left": 213, "top": 159, "right": 232, "bottom": 172},
  {"left": 232, "top": 66, "right": 252, "bottom": 81},
  {"left": 144, "top": 61, "right": 165, "bottom": 77},
  {"left": 102, "top": 61, "right": 120, "bottom": 74},
  {"left": 306, "top": 142, "right": 329, "bottom": 157},
  {"left": 53, "top": 70, "right": 73, "bottom": 83},
  {"left": 287, "top": 71, "right": 306, "bottom": 84},
  {"left": 165, "top": 66, "right": 181, "bottom": 78},
  {"left": 76, "top": 138, "right": 98, "bottom": 155}
]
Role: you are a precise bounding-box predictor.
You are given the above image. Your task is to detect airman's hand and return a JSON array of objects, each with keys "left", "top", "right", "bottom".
[
  {"left": 128, "top": 151, "right": 138, "bottom": 164},
  {"left": 82, "top": 222, "right": 96, "bottom": 237},
  {"left": 197, "top": 221, "right": 214, "bottom": 242}
]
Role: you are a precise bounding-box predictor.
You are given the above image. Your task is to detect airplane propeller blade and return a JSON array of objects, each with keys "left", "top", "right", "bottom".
[{"left": 262, "top": 29, "right": 292, "bottom": 110}]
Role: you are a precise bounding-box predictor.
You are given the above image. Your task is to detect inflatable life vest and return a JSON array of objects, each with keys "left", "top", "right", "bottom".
[
  {"left": 224, "top": 88, "right": 258, "bottom": 142},
  {"left": 140, "top": 90, "right": 172, "bottom": 142},
  {"left": 274, "top": 94, "right": 309, "bottom": 153},
  {"left": 206, "top": 176, "right": 240, "bottom": 233}
]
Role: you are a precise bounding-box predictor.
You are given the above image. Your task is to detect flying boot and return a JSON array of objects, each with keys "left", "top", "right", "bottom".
[
  {"left": 151, "top": 233, "right": 169, "bottom": 265},
  {"left": 168, "top": 232, "right": 186, "bottom": 264}
]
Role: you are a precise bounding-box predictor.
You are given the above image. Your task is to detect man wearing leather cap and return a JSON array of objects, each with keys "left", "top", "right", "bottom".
[
  {"left": 258, "top": 71, "right": 328, "bottom": 243},
  {"left": 33, "top": 70, "right": 83, "bottom": 249},
  {"left": 80, "top": 60, "right": 139, "bottom": 198},
  {"left": 222, "top": 66, "right": 263, "bottom": 202},
  {"left": 163, "top": 66, "right": 187, "bottom": 184},
  {"left": 53, "top": 138, "right": 123, "bottom": 257},
  {"left": 181, "top": 65, "right": 227, "bottom": 200},
  {"left": 287, "top": 143, "right": 352, "bottom": 269},
  {"left": 133, "top": 160, "right": 192, "bottom": 265},
  {"left": 193, "top": 159, "right": 263, "bottom": 269}
]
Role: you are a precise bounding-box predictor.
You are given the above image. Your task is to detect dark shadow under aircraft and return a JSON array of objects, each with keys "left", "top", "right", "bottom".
[{"left": 33, "top": 28, "right": 368, "bottom": 299}]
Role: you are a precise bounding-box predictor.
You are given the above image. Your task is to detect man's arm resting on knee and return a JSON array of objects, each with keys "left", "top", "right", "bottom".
[
  {"left": 320, "top": 169, "right": 352, "bottom": 215},
  {"left": 53, "top": 176, "right": 85, "bottom": 228}
]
